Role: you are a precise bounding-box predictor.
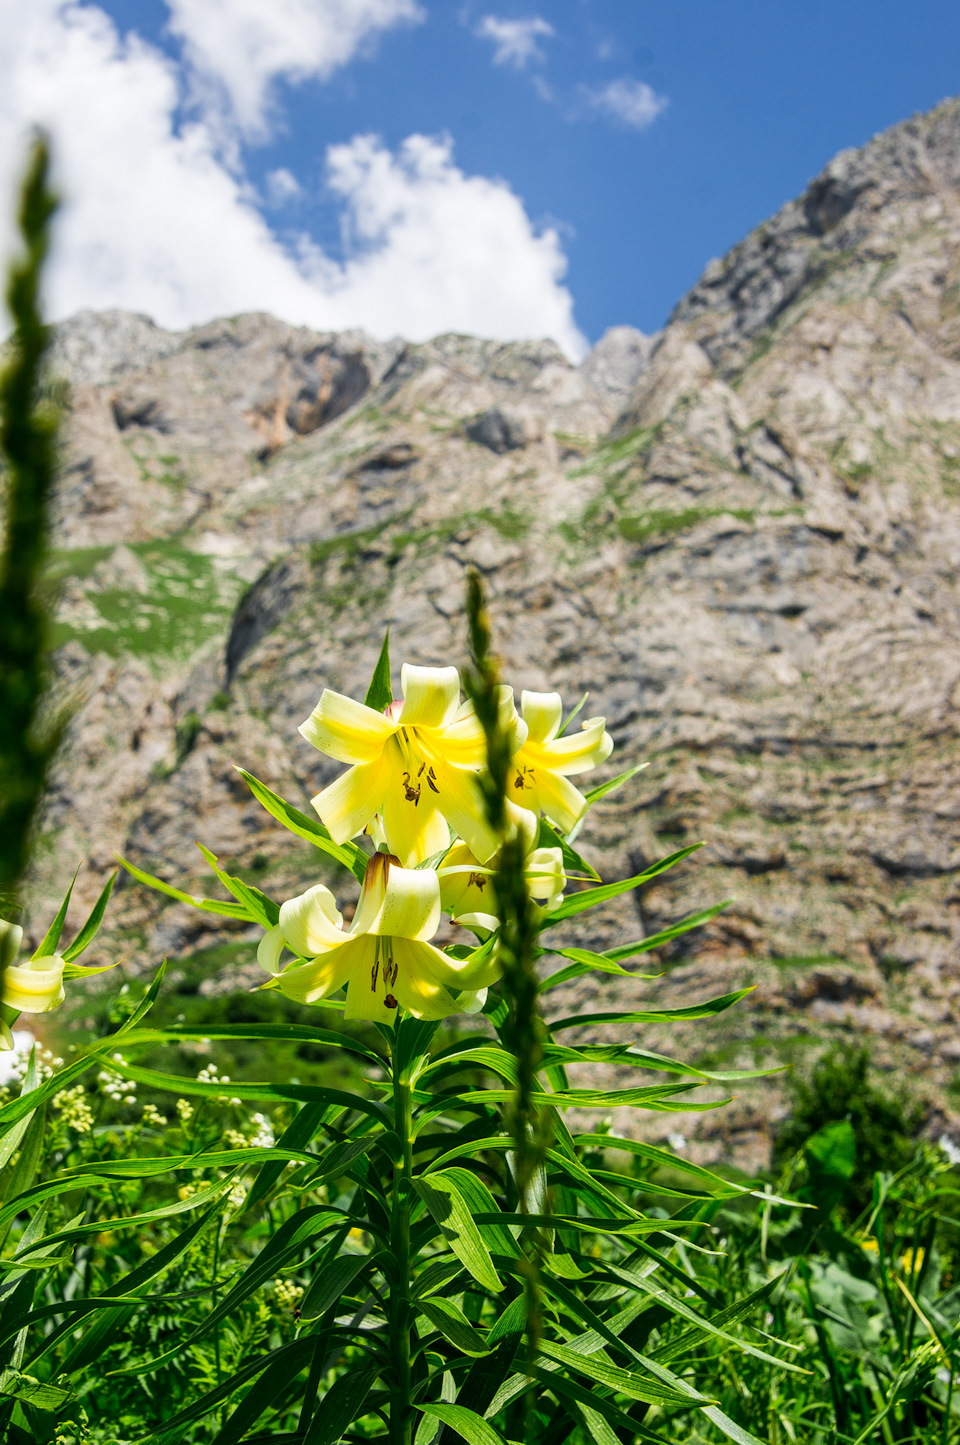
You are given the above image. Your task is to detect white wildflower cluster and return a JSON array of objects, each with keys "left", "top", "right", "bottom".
[
  {"left": 196, "top": 1061, "right": 241, "bottom": 1106},
  {"left": 97, "top": 1057, "right": 136, "bottom": 1106},
  {"left": 250, "top": 1112, "right": 275, "bottom": 1148},
  {"left": 55, "top": 1084, "right": 94, "bottom": 1134},
  {"left": 223, "top": 1129, "right": 248, "bottom": 1149},
  {"left": 3, "top": 1043, "right": 63, "bottom": 1088},
  {"left": 176, "top": 1099, "right": 194, "bottom": 1125},
  {"left": 141, "top": 1103, "right": 166, "bottom": 1128},
  {"left": 273, "top": 1277, "right": 304, "bottom": 1309},
  {"left": 227, "top": 1181, "right": 248, "bottom": 1210}
]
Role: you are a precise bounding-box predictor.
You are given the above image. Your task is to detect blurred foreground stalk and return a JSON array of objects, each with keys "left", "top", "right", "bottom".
[
  {"left": 463, "top": 571, "right": 551, "bottom": 1371},
  {"left": 0, "top": 136, "right": 60, "bottom": 936}
]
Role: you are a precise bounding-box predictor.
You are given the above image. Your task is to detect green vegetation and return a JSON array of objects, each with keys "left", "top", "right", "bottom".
[
  {"left": 49, "top": 539, "right": 245, "bottom": 667},
  {"left": 618, "top": 505, "right": 755, "bottom": 547}
]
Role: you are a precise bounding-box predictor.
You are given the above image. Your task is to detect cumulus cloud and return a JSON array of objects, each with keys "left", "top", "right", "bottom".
[
  {"left": 166, "top": 0, "right": 424, "bottom": 136},
  {"left": 0, "top": 1, "right": 585, "bottom": 357},
  {"left": 476, "top": 15, "right": 554, "bottom": 69},
  {"left": 584, "top": 77, "right": 667, "bottom": 130}
]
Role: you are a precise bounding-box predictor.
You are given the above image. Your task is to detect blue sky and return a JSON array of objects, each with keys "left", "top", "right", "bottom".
[{"left": 5, "top": 1, "right": 960, "bottom": 356}]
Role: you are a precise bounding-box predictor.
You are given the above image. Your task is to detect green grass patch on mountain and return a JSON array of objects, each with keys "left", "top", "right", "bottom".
[{"left": 49, "top": 539, "right": 244, "bottom": 667}]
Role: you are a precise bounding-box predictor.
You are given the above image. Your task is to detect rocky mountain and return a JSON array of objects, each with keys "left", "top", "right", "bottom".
[{"left": 24, "top": 95, "right": 960, "bottom": 1168}]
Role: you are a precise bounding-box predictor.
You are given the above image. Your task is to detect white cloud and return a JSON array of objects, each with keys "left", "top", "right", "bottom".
[
  {"left": 584, "top": 77, "right": 667, "bottom": 130},
  {"left": 166, "top": 0, "right": 424, "bottom": 136},
  {"left": 0, "top": 1, "right": 585, "bottom": 357},
  {"left": 476, "top": 15, "right": 553, "bottom": 69},
  {"left": 265, "top": 167, "right": 302, "bottom": 205}
]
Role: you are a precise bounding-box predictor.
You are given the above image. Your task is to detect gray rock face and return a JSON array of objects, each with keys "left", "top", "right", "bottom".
[{"left": 27, "top": 94, "right": 960, "bottom": 1169}]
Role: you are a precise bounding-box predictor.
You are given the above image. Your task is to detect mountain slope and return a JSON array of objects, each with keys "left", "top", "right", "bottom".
[{"left": 29, "top": 95, "right": 960, "bottom": 1166}]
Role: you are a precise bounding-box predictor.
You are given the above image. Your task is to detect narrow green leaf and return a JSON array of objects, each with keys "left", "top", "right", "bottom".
[
  {"left": 364, "top": 630, "right": 392, "bottom": 712},
  {"left": 116, "top": 961, "right": 167, "bottom": 1034},
  {"left": 544, "top": 903, "right": 730, "bottom": 988},
  {"left": 208, "top": 1342, "right": 322, "bottom": 1445},
  {"left": 245, "top": 1102, "right": 334, "bottom": 1213},
  {"left": 123, "top": 1022, "right": 384, "bottom": 1068},
  {"left": 531, "top": 1367, "right": 670, "bottom": 1444},
  {"left": 450, "top": 1082, "right": 710, "bottom": 1110},
  {"left": 31, "top": 865, "right": 80, "bottom": 958},
  {"left": 540, "top": 846, "right": 702, "bottom": 925},
  {"left": 115, "top": 855, "right": 250, "bottom": 919},
  {"left": 558, "top": 691, "right": 589, "bottom": 735},
  {"left": 415, "top": 1297, "right": 491, "bottom": 1356},
  {"left": 583, "top": 762, "right": 648, "bottom": 805},
  {"left": 413, "top": 1174, "right": 502, "bottom": 1293},
  {"left": 299, "top": 1252, "right": 368, "bottom": 1321},
  {"left": 61, "top": 870, "right": 117, "bottom": 961},
  {"left": 196, "top": 843, "right": 278, "bottom": 928},
  {"left": 418, "top": 1403, "right": 505, "bottom": 1445},
  {"left": 237, "top": 768, "right": 368, "bottom": 883},
  {"left": 303, "top": 1367, "right": 379, "bottom": 1445},
  {"left": 548, "top": 987, "right": 755, "bottom": 1032},
  {"left": 0, "top": 1104, "right": 45, "bottom": 1212},
  {"left": 97, "top": 1059, "right": 391, "bottom": 1125},
  {"left": 538, "top": 1338, "right": 707, "bottom": 1408}
]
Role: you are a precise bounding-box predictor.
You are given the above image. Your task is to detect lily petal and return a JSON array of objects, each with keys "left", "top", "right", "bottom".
[
  {"left": 279, "top": 884, "right": 346, "bottom": 956},
  {"left": 344, "top": 938, "right": 401, "bottom": 1024},
  {"left": 300, "top": 689, "right": 393, "bottom": 764},
  {"left": 389, "top": 938, "right": 464, "bottom": 1019},
  {"left": 3, "top": 955, "right": 66, "bottom": 1014},
  {"left": 257, "top": 924, "right": 286, "bottom": 975},
  {"left": 351, "top": 856, "right": 441, "bottom": 941},
  {"left": 313, "top": 752, "right": 391, "bottom": 844},
  {"left": 526, "top": 767, "right": 588, "bottom": 834},
  {"left": 274, "top": 936, "right": 359, "bottom": 1005},
  {"left": 429, "top": 756, "right": 500, "bottom": 864},
  {"left": 520, "top": 690, "right": 563, "bottom": 745},
  {"left": 380, "top": 774, "right": 450, "bottom": 868},
  {"left": 526, "top": 846, "right": 566, "bottom": 901},
  {"left": 538, "top": 716, "right": 613, "bottom": 776},
  {"left": 397, "top": 664, "right": 461, "bottom": 728}
]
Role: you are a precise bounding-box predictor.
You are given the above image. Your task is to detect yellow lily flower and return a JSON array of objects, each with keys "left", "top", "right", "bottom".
[
  {"left": 257, "top": 852, "right": 501, "bottom": 1024},
  {"left": 0, "top": 920, "right": 66, "bottom": 1048},
  {"left": 439, "top": 807, "right": 566, "bottom": 933},
  {"left": 507, "top": 691, "right": 613, "bottom": 834},
  {"left": 300, "top": 663, "right": 526, "bottom": 867}
]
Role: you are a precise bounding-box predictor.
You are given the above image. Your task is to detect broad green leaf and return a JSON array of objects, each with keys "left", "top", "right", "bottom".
[
  {"left": 582, "top": 762, "right": 647, "bottom": 806},
  {"left": 31, "top": 864, "right": 80, "bottom": 958},
  {"left": 196, "top": 843, "right": 279, "bottom": 928},
  {"left": 303, "top": 1367, "right": 379, "bottom": 1445},
  {"left": 61, "top": 870, "right": 117, "bottom": 961},
  {"left": 413, "top": 1174, "right": 502, "bottom": 1293},
  {"left": 418, "top": 1403, "right": 505, "bottom": 1445},
  {"left": 415, "top": 1297, "right": 491, "bottom": 1356},
  {"left": 433, "top": 1168, "right": 517, "bottom": 1258},
  {"left": 299, "top": 1252, "right": 368, "bottom": 1321},
  {"left": 364, "top": 629, "right": 392, "bottom": 712},
  {"left": 115, "top": 854, "right": 251, "bottom": 919},
  {"left": 237, "top": 768, "right": 368, "bottom": 883},
  {"left": 548, "top": 986, "right": 755, "bottom": 1032},
  {"left": 540, "top": 846, "right": 702, "bottom": 925},
  {"left": 0, "top": 1376, "right": 73, "bottom": 1411}
]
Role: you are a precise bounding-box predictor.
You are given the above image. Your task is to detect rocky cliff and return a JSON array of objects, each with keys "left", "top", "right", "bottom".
[{"left": 24, "top": 95, "right": 960, "bottom": 1167}]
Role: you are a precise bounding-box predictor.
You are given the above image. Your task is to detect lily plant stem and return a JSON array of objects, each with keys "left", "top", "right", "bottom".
[{"left": 389, "top": 1050, "right": 415, "bottom": 1445}]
